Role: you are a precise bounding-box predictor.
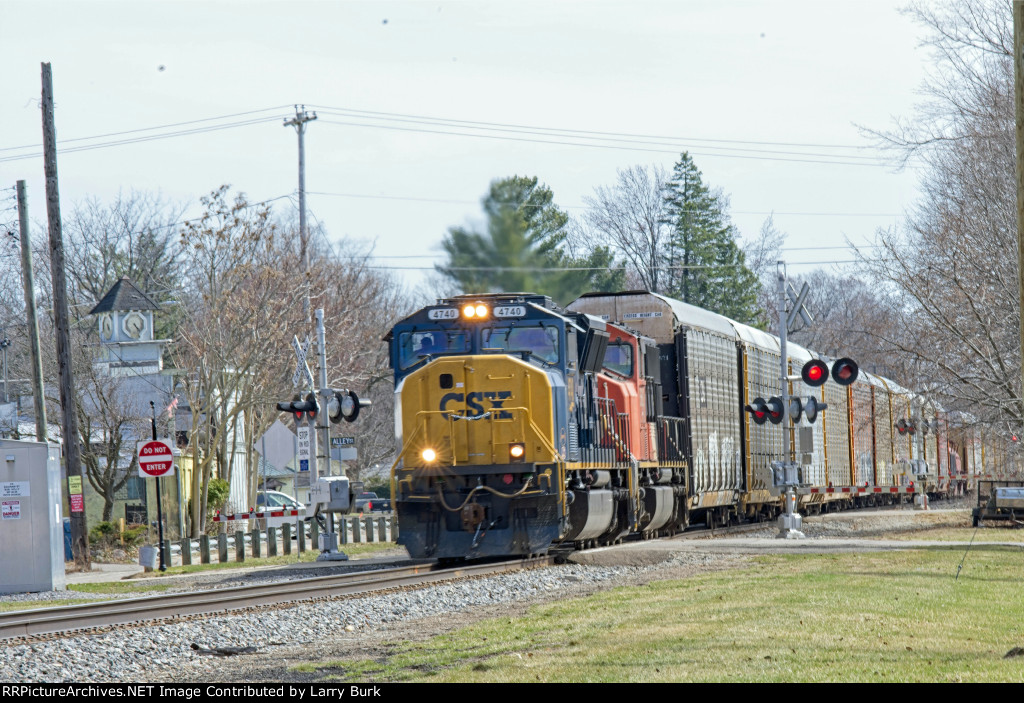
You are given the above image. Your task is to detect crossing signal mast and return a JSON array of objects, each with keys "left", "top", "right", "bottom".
[
  {"left": 761, "top": 262, "right": 861, "bottom": 540},
  {"left": 278, "top": 309, "right": 372, "bottom": 562}
]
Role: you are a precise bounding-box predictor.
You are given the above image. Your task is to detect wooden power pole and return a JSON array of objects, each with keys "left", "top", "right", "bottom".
[
  {"left": 284, "top": 105, "right": 317, "bottom": 325},
  {"left": 1016, "top": 0, "right": 1024, "bottom": 420},
  {"left": 15, "top": 180, "right": 48, "bottom": 442},
  {"left": 41, "top": 62, "right": 89, "bottom": 568}
]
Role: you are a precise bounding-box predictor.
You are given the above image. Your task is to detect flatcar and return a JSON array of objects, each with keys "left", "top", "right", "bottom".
[{"left": 386, "top": 290, "right": 974, "bottom": 560}]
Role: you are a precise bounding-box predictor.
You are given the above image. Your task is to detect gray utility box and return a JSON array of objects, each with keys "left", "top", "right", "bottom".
[
  {"left": 0, "top": 439, "right": 66, "bottom": 594},
  {"left": 308, "top": 476, "right": 351, "bottom": 512}
]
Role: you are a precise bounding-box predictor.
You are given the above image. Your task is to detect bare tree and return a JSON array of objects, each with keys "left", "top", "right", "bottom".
[
  {"left": 173, "top": 186, "right": 303, "bottom": 536},
  {"left": 583, "top": 164, "right": 671, "bottom": 293},
  {"left": 860, "top": 0, "right": 1021, "bottom": 430}
]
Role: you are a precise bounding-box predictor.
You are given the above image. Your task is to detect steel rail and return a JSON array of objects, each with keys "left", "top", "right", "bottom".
[{"left": 0, "top": 556, "right": 554, "bottom": 642}]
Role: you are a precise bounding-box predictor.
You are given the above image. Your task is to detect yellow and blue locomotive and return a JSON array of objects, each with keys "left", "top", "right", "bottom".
[
  {"left": 387, "top": 290, "right": 976, "bottom": 561},
  {"left": 386, "top": 292, "right": 686, "bottom": 559}
]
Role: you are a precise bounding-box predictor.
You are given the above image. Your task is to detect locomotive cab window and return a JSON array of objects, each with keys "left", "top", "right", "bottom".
[
  {"left": 397, "top": 328, "right": 470, "bottom": 369},
  {"left": 482, "top": 324, "right": 560, "bottom": 365},
  {"left": 602, "top": 342, "right": 633, "bottom": 377}
]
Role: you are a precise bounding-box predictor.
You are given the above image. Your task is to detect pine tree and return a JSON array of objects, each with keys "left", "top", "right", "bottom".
[
  {"left": 661, "top": 153, "right": 764, "bottom": 326},
  {"left": 438, "top": 176, "right": 622, "bottom": 304}
]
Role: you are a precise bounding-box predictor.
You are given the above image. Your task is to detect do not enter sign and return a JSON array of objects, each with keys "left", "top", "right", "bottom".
[{"left": 137, "top": 439, "right": 175, "bottom": 478}]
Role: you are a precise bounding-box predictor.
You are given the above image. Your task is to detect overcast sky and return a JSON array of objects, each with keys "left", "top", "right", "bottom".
[{"left": 3, "top": 1, "right": 929, "bottom": 296}]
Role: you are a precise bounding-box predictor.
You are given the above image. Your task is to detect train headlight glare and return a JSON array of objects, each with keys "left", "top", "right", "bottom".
[
  {"left": 509, "top": 443, "right": 525, "bottom": 460},
  {"left": 421, "top": 448, "right": 437, "bottom": 463},
  {"left": 462, "top": 304, "right": 476, "bottom": 319},
  {"left": 475, "top": 304, "right": 488, "bottom": 318}
]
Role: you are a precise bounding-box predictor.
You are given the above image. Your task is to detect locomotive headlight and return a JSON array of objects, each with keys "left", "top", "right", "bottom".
[
  {"left": 475, "top": 304, "right": 488, "bottom": 318},
  {"left": 421, "top": 448, "right": 437, "bottom": 463},
  {"left": 509, "top": 443, "right": 525, "bottom": 461},
  {"left": 462, "top": 304, "right": 476, "bottom": 319}
]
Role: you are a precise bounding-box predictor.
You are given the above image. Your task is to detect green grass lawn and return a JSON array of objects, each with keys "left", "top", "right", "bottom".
[{"left": 296, "top": 546, "right": 1024, "bottom": 683}]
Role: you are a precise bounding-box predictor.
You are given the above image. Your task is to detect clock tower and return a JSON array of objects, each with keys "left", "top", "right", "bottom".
[{"left": 89, "top": 277, "right": 168, "bottom": 376}]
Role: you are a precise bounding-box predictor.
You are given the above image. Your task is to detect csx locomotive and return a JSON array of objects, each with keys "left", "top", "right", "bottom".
[{"left": 387, "top": 290, "right": 973, "bottom": 560}]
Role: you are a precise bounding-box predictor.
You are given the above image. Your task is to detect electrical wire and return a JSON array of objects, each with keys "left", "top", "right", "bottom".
[
  {"left": 318, "top": 119, "right": 891, "bottom": 167},
  {"left": 0, "top": 106, "right": 293, "bottom": 153},
  {"left": 313, "top": 108, "right": 885, "bottom": 163},
  {"left": 308, "top": 104, "right": 879, "bottom": 151}
]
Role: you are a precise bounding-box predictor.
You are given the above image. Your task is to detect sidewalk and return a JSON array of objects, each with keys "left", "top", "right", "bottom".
[{"left": 65, "top": 562, "right": 144, "bottom": 585}]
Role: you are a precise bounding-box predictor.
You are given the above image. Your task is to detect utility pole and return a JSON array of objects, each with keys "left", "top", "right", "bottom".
[
  {"left": 283, "top": 105, "right": 317, "bottom": 325},
  {"left": 41, "top": 62, "right": 89, "bottom": 568},
  {"left": 16, "top": 180, "right": 48, "bottom": 442},
  {"left": 0, "top": 331, "right": 8, "bottom": 403},
  {"left": 1015, "top": 1, "right": 1024, "bottom": 422}
]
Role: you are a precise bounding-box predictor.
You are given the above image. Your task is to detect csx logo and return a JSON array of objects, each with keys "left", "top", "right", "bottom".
[{"left": 439, "top": 391, "right": 512, "bottom": 419}]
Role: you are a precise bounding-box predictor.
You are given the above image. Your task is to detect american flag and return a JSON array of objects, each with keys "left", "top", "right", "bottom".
[{"left": 166, "top": 396, "right": 179, "bottom": 418}]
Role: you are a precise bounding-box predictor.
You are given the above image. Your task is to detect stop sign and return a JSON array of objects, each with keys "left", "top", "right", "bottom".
[{"left": 137, "top": 439, "right": 175, "bottom": 478}]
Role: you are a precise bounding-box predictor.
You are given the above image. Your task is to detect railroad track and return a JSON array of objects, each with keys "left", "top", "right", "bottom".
[{"left": 0, "top": 555, "right": 554, "bottom": 643}]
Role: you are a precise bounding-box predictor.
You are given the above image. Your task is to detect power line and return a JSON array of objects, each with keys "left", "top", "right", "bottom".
[
  {"left": 306, "top": 189, "right": 902, "bottom": 217},
  {"left": 0, "top": 106, "right": 293, "bottom": 153},
  {"left": 313, "top": 109, "right": 884, "bottom": 163},
  {"left": 309, "top": 104, "right": 880, "bottom": 151},
  {"left": 366, "top": 259, "right": 874, "bottom": 272},
  {"left": 318, "top": 119, "right": 891, "bottom": 168},
  {"left": 0, "top": 116, "right": 287, "bottom": 164}
]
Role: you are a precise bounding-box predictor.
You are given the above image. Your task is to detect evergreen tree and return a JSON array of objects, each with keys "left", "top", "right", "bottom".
[
  {"left": 661, "top": 153, "right": 763, "bottom": 326},
  {"left": 438, "top": 176, "right": 622, "bottom": 304}
]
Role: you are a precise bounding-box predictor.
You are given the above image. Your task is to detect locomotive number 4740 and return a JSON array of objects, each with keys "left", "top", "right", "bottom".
[{"left": 494, "top": 305, "right": 526, "bottom": 318}]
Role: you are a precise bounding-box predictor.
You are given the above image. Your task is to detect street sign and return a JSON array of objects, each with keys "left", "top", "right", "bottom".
[
  {"left": 291, "top": 335, "right": 315, "bottom": 389},
  {"left": 331, "top": 436, "right": 355, "bottom": 447},
  {"left": 137, "top": 439, "right": 175, "bottom": 478},
  {"left": 297, "top": 425, "right": 311, "bottom": 472}
]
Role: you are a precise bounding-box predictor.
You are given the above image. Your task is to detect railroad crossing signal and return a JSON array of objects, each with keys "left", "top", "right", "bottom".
[
  {"left": 745, "top": 397, "right": 769, "bottom": 425},
  {"left": 800, "top": 358, "right": 859, "bottom": 387},
  {"left": 278, "top": 392, "right": 318, "bottom": 421},
  {"left": 326, "top": 389, "right": 371, "bottom": 423},
  {"left": 786, "top": 281, "right": 814, "bottom": 330},
  {"left": 291, "top": 335, "right": 314, "bottom": 389}
]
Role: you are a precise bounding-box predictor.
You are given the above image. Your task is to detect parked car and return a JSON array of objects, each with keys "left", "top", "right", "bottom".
[{"left": 353, "top": 491, "right": 392, "bottom": 513}]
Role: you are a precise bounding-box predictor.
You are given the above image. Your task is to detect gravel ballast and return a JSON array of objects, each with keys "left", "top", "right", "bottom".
[{"left": 0, "top": 503, "right": 980, "bottom": 683}]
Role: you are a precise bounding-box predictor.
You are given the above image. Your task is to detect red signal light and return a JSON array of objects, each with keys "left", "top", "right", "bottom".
[
  {"left": 831, "top": 358, "right": 859, "bottom": 386},
  {"left": 801, "top": 359, "right": 829, "bottom": 387},
  {"left": 745, "top": 398, "right": 769, "bottom": 425}
]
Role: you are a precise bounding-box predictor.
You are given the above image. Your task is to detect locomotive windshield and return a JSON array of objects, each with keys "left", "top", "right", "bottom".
[
  {"left": 397, "top": 328, "right": 471, "bottom": 369},
  {"left": 602, "top": 341, "right": 633, "bottom": 377},
  {"left": 481, "top": 324, "right": 560, "bottom": 364}
]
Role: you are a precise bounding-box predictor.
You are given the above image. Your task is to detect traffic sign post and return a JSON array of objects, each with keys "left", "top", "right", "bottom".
[{"left": 145, "top": 403, "right": 171, "bottom": 572}]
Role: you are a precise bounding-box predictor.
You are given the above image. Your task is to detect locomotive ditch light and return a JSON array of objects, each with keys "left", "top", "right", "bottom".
[
  {"left": 831, "top": 358, "right": 859, "bottom": 386},
  {"left": 766, "top": 397, "right": 785, "bottom": 425},
  {"left": 745, "top": 397, "right": 769, "bottom": 425},
  {"left": 421, "top": 448, "right": 437, "bottom": 463},
  {"left": 804, "top": 396, "right": 827, "bottom": 423},
  {"left": 509, "top": 442, "right": 526, "bottom": 461},
  {"left": 801, "top": 359, "right": 829, "bottom": 387}
]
